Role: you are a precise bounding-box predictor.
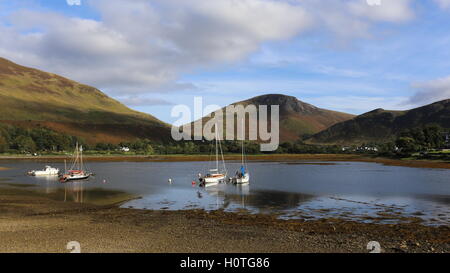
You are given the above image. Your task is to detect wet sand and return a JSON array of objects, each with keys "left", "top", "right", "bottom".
[
  {"left": 1, "top": 154, "right": 449, "bottom": 169},
  {"left": 0, "top": 188, "right": 448, "bottom": 253}
]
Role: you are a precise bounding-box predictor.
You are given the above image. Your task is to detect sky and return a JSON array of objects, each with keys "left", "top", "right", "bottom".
[{"left": 0, "top": 0, "right": 450, "bottom": 123}]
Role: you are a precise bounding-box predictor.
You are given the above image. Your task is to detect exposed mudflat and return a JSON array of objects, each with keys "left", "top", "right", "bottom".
[{"left": 0, "top": 188, "right": 448, "bottom": 253}]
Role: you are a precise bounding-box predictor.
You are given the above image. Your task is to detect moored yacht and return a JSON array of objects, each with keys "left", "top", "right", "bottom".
[
  {"left": 199, "top": 126, "right": 227, "bottom": 187},
  {"left": 232, "top": 119, "right": 250, "bottom": 184},
  {"left": 28, "top": 166, "right": 59, "bottom": 176},
  {"left": 60, "top": 143, "right": 92, "bottom": 183}
]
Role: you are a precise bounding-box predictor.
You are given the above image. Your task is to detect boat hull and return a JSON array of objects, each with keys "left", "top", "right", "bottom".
[
  {"left": 200, "top": 174, "right": 226, "bottom": 185},
  {"left": 33, "top": 171, "right": 59, "bottom": 176},
  {"left": 29, "top": 166, "right": 59, "bottom": 176},
  {"left": 233, "top": 173, "right": 250, "bottom": 184},
  {"left": 60, "top": 174, "right": 91, "bottom": 182}
]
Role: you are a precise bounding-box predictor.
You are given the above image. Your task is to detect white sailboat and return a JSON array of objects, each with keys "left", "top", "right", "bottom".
[
  {"left": 232, "top": 119, "right": 250, "bottom": 184},
  {"left": 60, "top": 143, "right": 92, "bottom": 183},
  {"left": 199, "top": 126, "right": 227, "bottom": 187}
]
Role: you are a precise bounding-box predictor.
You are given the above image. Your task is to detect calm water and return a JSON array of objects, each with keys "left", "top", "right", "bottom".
[{"left": 0, "top": 160, "right": 449, "bottom": 225}]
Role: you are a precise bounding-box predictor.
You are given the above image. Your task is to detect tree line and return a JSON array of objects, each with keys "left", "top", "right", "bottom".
[
  {"left": 394, "top": 125, "right": 448, "bottom": 156},
  {"left": 0, "top": 123, "right": 345, "bottom": 155},
  {"left": 0, "top": 123, "right": 447, "bottom": 156},
  {"left": 0, "top": 124, "right": 82, "bottom": 153}
]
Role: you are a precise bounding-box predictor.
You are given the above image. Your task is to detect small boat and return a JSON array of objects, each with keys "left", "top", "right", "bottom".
[
  {"left": 201, "top": 171, "right": 227, "bottom": 185},
  {"left": 28, "top": 166, "right": 59, "bottom": 176},
  {"left": 60, "top": 170, "right": 91, "bottom": 182},
  {"left": 60, "top": 143, "right": 92, "bottom": 183},
  {"left": 232, "top": 119, "right": 250, "bottom": 184},
  {"left": 232, "top": 166, "right": 250, "bottom": 184},
  {"left": 199, "top": 125, "right": 227, "bottom": 187}
]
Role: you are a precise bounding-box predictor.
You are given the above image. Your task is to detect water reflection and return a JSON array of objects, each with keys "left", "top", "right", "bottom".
[
  {"left": 63, "top": 182, "right": 86, "bottom": 203},
  {"left": 33, "top": 176, "right": 59, "bottom": 194}
]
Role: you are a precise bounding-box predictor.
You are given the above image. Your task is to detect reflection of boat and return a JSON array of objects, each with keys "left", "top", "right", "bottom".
[
  {"left": 199, "top": 125, "right": 227, "bottom": 186},
  {"left": 232, "top": 119, "right": 250, "bottom": 184},
  {"left": 28, "top": 166, "right": 59, "bottom": 176},
  {"left": 234, "top": 184, "right": 250, "bottom": 195},
  {"left": 63, "top": 181, "right": 85, "bottom": 203},
  {"left": 60, "top": 143, "right": 92, "bottom": 183}
]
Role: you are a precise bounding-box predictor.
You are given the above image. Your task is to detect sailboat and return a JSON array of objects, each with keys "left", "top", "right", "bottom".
[
  {"left": 199, "top": 125, "right": 227, "bottom": 187},
  {"left": 232, "top": 119, "right": 250, "bottom": 184},
  {"left": 60, "top": 143, "right": 92, "bottom": 183}
]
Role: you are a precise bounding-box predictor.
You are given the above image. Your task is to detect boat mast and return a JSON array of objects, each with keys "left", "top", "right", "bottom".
[
  {"left": 72, "top": 142, "right": 79, "bottom": 171},
  {"left": 218, "top": 125, "right": 227, "bottom": 176},
  {"left": 215, "top": 124, "right": 219, "bottom": 172},
  {"left": 241, "top": 118, "right": 244, "bottom": 166},
  {"left": 80, "top": 145, "right": 84, "bottom": 172}
]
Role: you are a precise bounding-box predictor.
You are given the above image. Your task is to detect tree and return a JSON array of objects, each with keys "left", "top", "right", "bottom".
[
  {"left": 144, "top": 144, "right": 154, "bottom": 155},
  {"left": 395, "top": 137, "right": 416, "bottom": 154},
  {"left": 0, "top": 135, "right": 8, "bottom": 153},
  {"left": 423, "top": 125, "right": 444, "bottom": 149},
  {"left": 14, "top": 136, "right": 37, "bottom": 153}
]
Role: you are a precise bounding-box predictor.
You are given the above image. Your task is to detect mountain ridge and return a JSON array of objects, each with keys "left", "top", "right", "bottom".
[
  {"left": 188, "top": 93, "right": 355, "bottom": 142},
  {"left": 309, "top": 99, "right": 450, "bottom": 144}
]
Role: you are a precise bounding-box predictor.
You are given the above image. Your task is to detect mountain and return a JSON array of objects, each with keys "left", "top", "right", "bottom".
[
  {"left": 189, "top": 94, "right": 355, "bottom": 142},
  {"left": 0, "top": 57, "right": 170, "bottom": 144},
  {"left": 309, "top": 99, "right": 450, "bottom": 145}
]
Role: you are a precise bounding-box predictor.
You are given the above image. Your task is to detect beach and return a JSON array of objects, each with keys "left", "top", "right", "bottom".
[{"left": 0, "top": 187, "right": 448, "bottom": 253}]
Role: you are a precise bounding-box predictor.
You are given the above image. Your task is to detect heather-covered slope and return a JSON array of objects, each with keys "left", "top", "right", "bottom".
[{"left": 0, "top": 57, "right": 170, "bottom": 144}]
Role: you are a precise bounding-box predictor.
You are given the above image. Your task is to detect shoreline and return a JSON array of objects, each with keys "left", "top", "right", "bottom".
[
  {"left": 0, "top": 188, "right": 448, "bottom": 253},
  {"left": 0, "top": 154, "right": 449, "bottom": 169}
]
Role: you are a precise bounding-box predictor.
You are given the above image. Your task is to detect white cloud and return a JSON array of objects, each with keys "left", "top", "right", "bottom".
[
  {"left": 0, "top": 0, "right": 417, "bottom": 98},
  {"left": 118, "top": 96, "right": 174, "bottom": 107},
  {"left": 0, "top": 0, "right": 311, "bottom": 95},
  {"left": 410, "top": 76, "right": 450, "bottom": 105},
  {"left": 313, "top": 65, "right": 368, "bottom": 78},
  {"left": 67, "top": 0, "right": 81, "bottom": 6},
  {"left": 347, "top": 0, "right": 414, "bottom": 23},
  {"left": 290, "top": 0, "right": 415, "bottom": 45},
  {"left": 434, "top": 0, "right": 450, "bottom": 9}
]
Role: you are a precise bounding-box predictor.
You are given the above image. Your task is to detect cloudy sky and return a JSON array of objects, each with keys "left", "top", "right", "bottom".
[{"left": 0, "top": 0, "right": 450, "bottom": 123}]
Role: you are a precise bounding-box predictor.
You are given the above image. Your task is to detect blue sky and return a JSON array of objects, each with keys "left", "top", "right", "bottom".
[{"left": 0, "top": 0, "right": 450, "bottom": 123}]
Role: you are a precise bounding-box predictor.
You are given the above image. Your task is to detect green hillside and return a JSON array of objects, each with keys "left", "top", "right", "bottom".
[
  {"left": 0, "top": 57, "right": 171, "bottom": 144},
  {"left": 309, "top": 100, "right": 450, "bottom": 145}
]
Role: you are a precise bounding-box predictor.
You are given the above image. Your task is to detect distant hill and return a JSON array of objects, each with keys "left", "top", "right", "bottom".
[
  {"left": 189, "top": 94, "right": 354, "bottom": 142},
  {"left": 309, "top": 99, "right": 450, "bottom": 145},
  {"left": 0, "top": 57, "right": 171, "bottom": 144}
]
